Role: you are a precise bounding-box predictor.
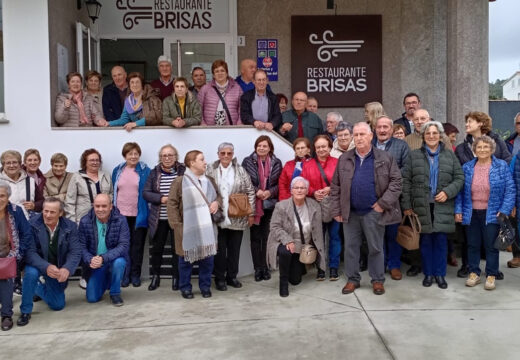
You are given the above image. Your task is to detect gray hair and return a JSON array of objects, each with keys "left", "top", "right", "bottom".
[
  {"left": 43, "top": 197, "right": 65, "bottom": 212},
  {"left": 336, "top": 121, "right": 353, "bottom": 134},
  {"left": 376, "top": 115, "right": 393, "bottom": 126},
  {"left": 420, "top": 121, "right": 444, "bottom": 136},
  {"left": 515, "top": 112, "right": 520, "bottom": 122},
  {"left": 326, "top": 112, "right": 343, "bottom": 123},
  {"left": 353, "top": 121, "right": 372, "bottom": 133},
  {"left": 472, "top": 135, "right": 497, "bottom": 154},
  {"left": 290, "top": 176, "right": 309, "bottom": 191},
  {"left": 158, "top": 144, "right": 179, "bottom": 163},
  {"left": 217, "top": 142, "right": 235, "bottom": 152},
  {"left": 0, "top": 180, "right": 11, "bottom": 197}
]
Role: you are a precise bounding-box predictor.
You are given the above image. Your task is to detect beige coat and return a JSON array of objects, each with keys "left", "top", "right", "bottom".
[
  {"left": 330, "top": 138, "right": 355, "bottom": 159},
  {"left": 54, "top": 92, "right": 105, "bottom": 127},
  {"left": 43, "top": 170, "right": 73, "bottom": 202},
  {"left": 64, "top": 171, "right": 113, "bottom": 223},
  {"left": 266, "top": 198, "right": 326, "bottom": 271}
]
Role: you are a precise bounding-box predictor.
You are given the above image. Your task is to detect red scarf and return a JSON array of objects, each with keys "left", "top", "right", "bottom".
[
  {"left": 254, "top": 155, "right": 271, "bottom": 225},
  {"left": 72, "top": 91, "right": 89, "bottom": 125}
]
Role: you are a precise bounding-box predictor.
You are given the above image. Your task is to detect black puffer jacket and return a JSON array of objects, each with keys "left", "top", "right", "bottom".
[
  {"left": 455, "top": 131, "right": 512, "bottom": 165},
  {"left": 241, "top": 152, "right": 282, "bottom": 210}
]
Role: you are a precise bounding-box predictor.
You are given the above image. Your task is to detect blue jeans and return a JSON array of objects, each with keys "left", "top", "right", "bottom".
[
  {"left": 384, "top": 223, "right": 402, "bottom": 270},
  {"left": 465, "top": 209, "right": 500, "bottom": 276},
  {"left": 20, "top": 265, "right": 66, "bottom": 314},
  {"left": 86, "top": 257, "right": 126, "bottom": 303},
  {"left": 420, "top": 232, "right": 447, "bottom": 276},
  {"left": 178, "top": 255, "right": 214, "bottom": 292},
  {"left": 323, "top": 220, "right": 341, "bottom": 269}
]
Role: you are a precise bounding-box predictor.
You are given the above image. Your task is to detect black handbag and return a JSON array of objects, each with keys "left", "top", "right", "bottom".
[{"left": 494, "top": 213, "right": 516, "bottom": 251}]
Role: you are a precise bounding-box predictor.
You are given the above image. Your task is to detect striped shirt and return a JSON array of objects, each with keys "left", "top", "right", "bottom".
[{"left": 159, "top": 168, "right": 177, "bottom": 220}]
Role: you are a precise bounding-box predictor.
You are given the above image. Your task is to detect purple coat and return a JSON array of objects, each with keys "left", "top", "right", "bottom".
[{"left": 198, "top": 77, "right": 243, "bottom": 125}]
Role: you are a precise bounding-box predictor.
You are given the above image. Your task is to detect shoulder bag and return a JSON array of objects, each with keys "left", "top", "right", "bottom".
[
  {"left": 212, "top": 86, "right": 234, "bottom": 125},
  {"left": 228, "top": 193, "right": 253, "bottom": 218},
  {"left": 494, "top": 213, "right": 516, "bottom": 251},
  {"left": 396, "top": 213, "right": 421, "bottom": 250},
  {"left": 293, "top": 200, "right": 317, "bottom": 264},
  {"left": 314, "top": 159, "right": 333, "bottom": 223}
]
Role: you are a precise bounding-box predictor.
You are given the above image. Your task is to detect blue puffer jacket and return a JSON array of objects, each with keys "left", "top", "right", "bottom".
[
  {"left": 455, "top": 156, "right": 515, "bottom": 225},
  {"left": 111, "top": 161, "right": 151, "bottom": 229},
  {"left": 78, "top": 207, "right": 130, "bottom": 266},
  {"left": 7, "top": 203, "right": 32, "bottom": 260}
]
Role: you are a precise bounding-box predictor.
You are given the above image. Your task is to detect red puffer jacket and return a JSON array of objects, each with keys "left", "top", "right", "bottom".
[{"left": 301, "top": 156, "right": 338, "bottom": 196}]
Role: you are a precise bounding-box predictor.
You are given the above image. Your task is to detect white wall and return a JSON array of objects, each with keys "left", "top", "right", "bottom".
[{"left": 503, "top": 74, "right": 520, "bottom": 100}]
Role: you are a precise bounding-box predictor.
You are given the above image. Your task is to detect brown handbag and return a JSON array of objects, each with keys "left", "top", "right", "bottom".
[
  {"left": 396, "top": 213, "right": 421, "bottom": 250},
  {"left": 228, "top": 193, "right": 252, "bottom": 218},
  {"left": 0, "top": 218, "right": 17, "bottom": 280}
]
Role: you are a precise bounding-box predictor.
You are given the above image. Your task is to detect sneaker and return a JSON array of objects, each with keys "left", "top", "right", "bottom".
[
  {"left": 13, "top": 286, "right": 22, "bottom": 296},
  {"left": 110, "top": 295, "right": 124, "bottom": 306},
  {"left": 79, "top": 278, "right": 87, "bottom": 290},
  {"left": 465, "top": 273, "right": 480, "bottom": 287},
  {"left": 484, "top": 276, "right": 496, "bottom": 290}
]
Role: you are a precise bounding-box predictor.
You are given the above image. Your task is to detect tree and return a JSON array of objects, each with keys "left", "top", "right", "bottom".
[{"left": 489, "top": 79, "right": 505, "bottom": 100}]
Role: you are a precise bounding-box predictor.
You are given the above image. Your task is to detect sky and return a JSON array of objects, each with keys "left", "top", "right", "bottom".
[{"left": 489, "top": 0, "right": 520, "bottom": 82}]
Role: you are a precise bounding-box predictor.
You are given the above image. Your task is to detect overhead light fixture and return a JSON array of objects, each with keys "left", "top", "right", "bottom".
[
  {"left": 77, "top": 0, "right": 103, "bottom": 23},
  {"left": 184, "top": 51, "right": 194, "bottom": 55}
]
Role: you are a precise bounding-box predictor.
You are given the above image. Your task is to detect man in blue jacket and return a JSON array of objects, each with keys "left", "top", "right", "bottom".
[
  {"left": 79, "top": 194, "right": 129, "bottom": 306},
  {"left": 17, "top": 197, "right": 81, "bottom": 326}
]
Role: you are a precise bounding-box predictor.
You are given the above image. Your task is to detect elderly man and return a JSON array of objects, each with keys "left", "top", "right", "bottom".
[
  {"left": 240, "top": 69, "right": 281, "bottom": 131},
  {"left": 405, "top": 109, "right": 452, "bottom": 151},
  {"left": 326, "top": 112, "right": 343, "bottom": 141},
  {"left": 17, "top": 197, "right": 81, "bottom": 326},
  {"left": 372, "top": 116, "right": 410, "bottom": 280},
  {"left": 394, "top": 93, "right": 421, "bottom": 135},
  {"left": 188, "top": 67, "right": 207, "bottom": 97},
  {"left": 235, "top": 58, "right": 258, "bottom": 92},
  {"left": 79, "top": 194, "right": 129, "bottom": 306},
  {"left": 280, "top": 92, "right": 324, "bottom": 143},
  {"left": 331, "top": 122, "right": 402, "bottom": 295},
  {"left": 150, "top": 55, "right": 174, "bottom": 100},
  {"left": 102, "top": 65, "right": 128, "bottom": 121}
]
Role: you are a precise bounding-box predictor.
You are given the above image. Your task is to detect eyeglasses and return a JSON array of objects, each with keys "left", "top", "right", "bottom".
[
  {"left": 4, "top": 161, "right": 19, "bottom": 166},
  {"left": 161, "top": 154, "right": 176, "bottom": 158},
  {"left": 219, "top": 152, "right": 233, "bottom": 156},
  {"left": 405, "top": 101, "right": 419, "bottom": 106},
  {"left": 87, "top": 159, "right": 100, "bottom": 163},
  {"left": 292, "top": 186, "right": 307, "bottom": 191},
  {"left": 516, "top": 122, "right": 520, "bottom": 125},
  {"left": 337, "top": 133, "right": 351, "bottom": 138}
]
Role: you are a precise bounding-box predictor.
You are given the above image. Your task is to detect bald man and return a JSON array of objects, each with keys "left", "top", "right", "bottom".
[
  {"left": 280, "top": 91, "right": 324, "bottom": 143},
  {"left": 102, "top": 65, "right": 128, "bottom": 121},
  {"left": 79, "top": 194, "right": 129, "bottom": 306},
  {"left": 405, "top": 109, "right": 452, "bottom": 151},
  {"left": 235, "top": 58, "right": 272, "bottom": 93}
]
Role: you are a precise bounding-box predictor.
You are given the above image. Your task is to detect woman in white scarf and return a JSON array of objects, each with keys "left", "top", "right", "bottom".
[{"left": 206, "top": 143, "right": 255, "bottom": 291}]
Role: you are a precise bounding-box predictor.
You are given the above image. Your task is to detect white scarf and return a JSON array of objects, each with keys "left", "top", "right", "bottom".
[{"left": 217, "top": 163, "right": 235, "bottom": 228}]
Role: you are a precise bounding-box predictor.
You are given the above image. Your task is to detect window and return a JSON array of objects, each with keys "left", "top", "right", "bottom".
[{"left": 0, "top": 2, "right": 5, "bottom": 116}]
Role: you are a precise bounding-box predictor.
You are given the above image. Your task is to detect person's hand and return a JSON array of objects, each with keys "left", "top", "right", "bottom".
[
  {"left": 22, "top": 201, "right": 35, "bottom": 211},
  {"left": 264, "top": 122, "right": 273, "bottom": 131},
  {"left": 280, "top": 122, "right": 293, "bottom": 134},
  {"left": 90, "top": 255, "right": 103, "bottom": 269},
  {"left": 64, "top": 99, "right": 72, "bottom": 108},
  {"left": 403, "top": 209, "right": 414, "bottom": 216},
  {"left": 314, "top": 190, "right": 325, "bottom": 202},
  {"left": 455, "top": 214, "right": 462, "bottom": 223},
  {"left": 512, "top": 207, "right": 516, "bottom": 218},
  {"left": 262, "top": 190, "right": 271, "bottom": 200},
  {"left": 253, "top": 121, "right": 265, "bottom": 130},
  {"left": 46, "top": 264, "right": 60, "bottom": 279},
  {"left": 172, "top": 118, "right": 186, "bottom": 128},
  {"left": 123, "top": 122, "right": 137, "bottom": 132},
  {"left": 256, "top": 189, "right": 264, "bottom": 198},
  {"left": 372, "top": 202, "right": 384, "bottom": 213},
  {"left": 161, "top": 196, "right": 168, "bottom": 204},
  {"left": 209, "top": 201, "right": 219, "bottom": 214},
  {"left": 248, "top": 215, "right": 255, "bottom": 227},
  {"left": 97, "top": 119, "right": 109, "bottom": 127},
  {"left": 322, "top": 186, "right": 331, "bottom": 196},
  {"left": 57, "top": 268, "right": 70, "bottom": 283},
  {"left": 434, "top": 191, "right": 448, "bottom": 203},
  {"left": 334, "top": 215, "right": 343, "bottom": 222},
  {"left": 286, "top": 242, "right": 295, "bottom": 253}
]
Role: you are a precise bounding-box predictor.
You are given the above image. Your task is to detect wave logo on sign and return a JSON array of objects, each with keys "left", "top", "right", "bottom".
[{"left": 309, "top": 30, "right": 364, "bottom": 62}]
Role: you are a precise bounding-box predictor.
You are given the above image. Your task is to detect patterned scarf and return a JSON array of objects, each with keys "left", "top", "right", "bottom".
[
  {"left": 124, "top": 93, "right": 143, "bottom": 115},
  {"left": 3, "top": 206, "right": 20, "bottom": 259},
  {"left": 72, "top": 91, "right": 89, "bottom": 125},
  {"left": 425, "top": 145, "right": 441, "bottom": 201},
  {"left": 254, "top": 155, "right": 271, "bottom": 225},
  {"left": 292, "top": 155, "right": 310, "bottom": 179}
]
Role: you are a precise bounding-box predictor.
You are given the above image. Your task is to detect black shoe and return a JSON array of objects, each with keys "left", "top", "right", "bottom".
[
  {"left": 329, "top": 268, "right": 339, "bottom": 281},
  {"left": 33, "top": 295, "right": 42, "bottom": 302},
  {"left": 316, "top": 269, "right": 326, "bottom": 281},
  {"left": 201, "top": 289, "right": 212, "bottom": 298},
  {"left": 226, "top": 278, "right": 243, "bottom": 288},
  {"left": 406, "top": 265, "right": 421, "bottom": 277},
  {"left": 359, "top": 259, "right": 368, "bottom": 272},
  {"left": 16, "top": 313, "right": 31, "bottom": 327},
  {"left": 457, "top": 264, "right": 469, "bottom": 278},
  {"left": 13, "top": 284, "right": 22, "bottom": 296},
  {"left": 435, "top": 276, "right": 448, "bottom": 289},
  {"left": 262, "top": 269, "right": 271, "bottom": 281},
  {"left": 181, "top": 290, "right": 194, "bottom": 299},
  {"left": 148, "top": 275, "right": 160, "bottom": 291},
  {"left": 110, "top": 295, "right": 124, "bottom": 306},
  {"left": 131, "top": 278, "right": 141, "bottom": 288},
  {"left": 279, "top": 282, "right": 289, "bottom": 297},
  {"left": 496, "top": 271, "right": 504, "bottom": 280},
  {"left": 422, "top": 275, "right": 433, "bottom": 287},
  {"left": 1, "top": 316, "right": 13, "bottom": 331},
  {"left": 172, "top": 277, "right": 179, "bottom": 291},
  {"left": 215, "top": 280, "right": 227, "bottom": 291},
  {"left": 121, "top": 278, "right": 130, "bottom": 288},
  {"left": 254, "top": 269, "right": 263, "bottom": 282}
]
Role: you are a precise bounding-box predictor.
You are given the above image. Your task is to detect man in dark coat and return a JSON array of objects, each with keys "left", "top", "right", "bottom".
[
  {"left": 394, "top": 92, "right": 422, "bottom": 135},
  {"left": 102, "top": 65, "right": 128, "bottom": 121}
]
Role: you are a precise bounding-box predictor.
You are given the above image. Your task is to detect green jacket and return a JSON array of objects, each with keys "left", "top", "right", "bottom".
[
  {"left": 162, "top": 91, "right": 202, "bottom": 127},
  {"left": 400, "top": 144, "right": 464, "bottom": 234},
  {"left": 281, "top": 109, "right": 324, "bottom": 143}
]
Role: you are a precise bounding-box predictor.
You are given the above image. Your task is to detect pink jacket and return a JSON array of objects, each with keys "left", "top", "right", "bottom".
[{"left": 198, "top": 78, "right": 243, "bottom": 125}]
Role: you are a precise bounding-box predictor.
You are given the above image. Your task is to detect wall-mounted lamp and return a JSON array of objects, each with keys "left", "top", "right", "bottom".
[{"left": 77, "top": 0, "right": 103, "bottom": 23}]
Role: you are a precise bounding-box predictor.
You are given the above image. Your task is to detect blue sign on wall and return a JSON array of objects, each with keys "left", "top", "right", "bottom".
[{"left": 257, "top": 39, "right": 278, "bottom": 81}]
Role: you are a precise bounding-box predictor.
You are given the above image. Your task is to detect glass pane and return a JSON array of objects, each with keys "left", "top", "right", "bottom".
[
  {"left": 90, "top": 37, "right": 98, "bottom": 72},
  {"left": 82, "top": 31, "right": 89, "bottom": 76},
  {"left": 170, "top": 43, "right": 225, "bottom": 82},
  {"left": 0, "top": 2, "right": 4, "bottom": 113}
]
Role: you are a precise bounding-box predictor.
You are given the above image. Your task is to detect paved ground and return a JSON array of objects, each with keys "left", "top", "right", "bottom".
[{"left": 1, "top": 257, "right": 519, "bottom": 360}]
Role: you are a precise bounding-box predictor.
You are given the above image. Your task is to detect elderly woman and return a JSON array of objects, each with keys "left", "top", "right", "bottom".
[
  {"left": 43, "top": 153, "right": 72, "bottom": 202},
  {"left": 330, "top": 121, "right": 354, "bottom": 159},
  {"left": 401, "top": 121, "right": 464, "bottom": 289},
  {"left": 364, "top": 102, "right": 385, "bottom": 131},
  {"left": 85, "top": 70, "right": 104, "bottom": 117},
  {"left": 277, "top": 93, "right": 288, "bottom": 113},
  {"left": 306, "top": 97, "right": 319, "bottom": 113},
  {"left": 108, "top": 72, "right": 162, "bottom": 132},
  {"left": 393, "top": 124, "right": 407, "bottom": 140},
  {"left": 0, "top": 181, "right": 32, "bottom": 331},
  {"left": 111, "top": 142, "right": 151, "bottom": 287},
  {"left": 301, "top": 135, "right": 339, "bottom": 280},
  {"left": 22, "top": 149, "right": 45, "bottom": 212},
  {"left": 279, "top": 137, "right": 311, "bottom": 201},
  {"left": 198, "top": 60, "right": 243, "bottom": 125},
  {"left": 167, "top": 151, "right": 221, "bottom": 299},
  {"left": 242, "top": 135, "right": 282, "bottom": 281},
  {"left": 454, "top": 111, "right": 512, "bottom": 278},
  {"left": 455, "top": 136, "right": 515, "bottom": 290},
  {"left": 162, "top": 77, "right": 202, "bottom": 128},
  {"left": 267, "top": 177, "right": 326, "bottom": 297},
  {"left": 55, "top": 72, "right": 106, "bottom": 127},
  {"left": 143, "top": 144, "right": 185, "bottom": 291},
  {"left": 206, "top": 142, "right": 255, "bottom": 291}
]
